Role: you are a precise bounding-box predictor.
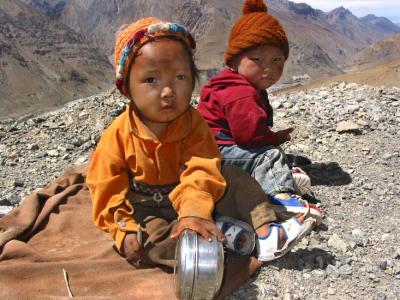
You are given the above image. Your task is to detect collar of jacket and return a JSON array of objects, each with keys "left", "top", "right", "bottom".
[{"left": 127, "top": 104, "right": 192, "bottom": 142}]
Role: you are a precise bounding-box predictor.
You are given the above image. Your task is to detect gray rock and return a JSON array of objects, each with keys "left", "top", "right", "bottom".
[
  {"left": 27, "top": 143, "right": 39, "bottom": 150},
  {"left": 375, "top": 292, "right": 387, "bottom": 300},
  {"left": 47, "top": 150, "right": 59, "bottom": 157},
  {"left": 378, "top": 260, "right": 387, "bottom": 271},
  {"left": 339, "top": 264, "right": 353, "bottom": 276},
  {"left": 327, "top": 287, "right": 336, "bottom": 295},
  {"left": 328, "top": 234, "right": 348, "bottom": 253},
  {"left": 13, "top": 179, "right": 24, "bottom": 187},
  {"left": 35, "top": 151, "right": 47, "bottom": 158},
  {"left": 336, "top": 120, "right": 362, "bottom": 134},
  {"left": 6, "top": 194, "right": 20, "bottom": 205}
]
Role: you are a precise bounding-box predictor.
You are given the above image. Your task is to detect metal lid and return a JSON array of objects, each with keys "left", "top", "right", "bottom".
[
  {"left": 175, "top": 230, "right": 197, "bottom": 299},
  {"left": 174, "top": 230, "right": 224, "bottom": 300}
]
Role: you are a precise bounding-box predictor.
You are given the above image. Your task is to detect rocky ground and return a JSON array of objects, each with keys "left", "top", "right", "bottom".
[{"left": 1, "top": 82, "right": 400, "bottom": 299}]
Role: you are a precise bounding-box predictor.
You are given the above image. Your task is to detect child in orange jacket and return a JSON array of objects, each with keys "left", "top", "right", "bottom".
[{"left": 86, "top": 17, "right": 314, "bottom": 267}]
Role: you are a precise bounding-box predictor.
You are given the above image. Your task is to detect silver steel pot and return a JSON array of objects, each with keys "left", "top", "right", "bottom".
[{"left": 174, "top": 229, "right": 224, "bottom": 300}]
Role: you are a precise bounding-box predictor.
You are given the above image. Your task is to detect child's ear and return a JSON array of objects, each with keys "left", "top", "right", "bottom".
[
  {"left": 227, "top": 59, "right": 239, "bottom": 72},
  {"left": 228, "top": 64, "right": 238, "bottom": 72}
]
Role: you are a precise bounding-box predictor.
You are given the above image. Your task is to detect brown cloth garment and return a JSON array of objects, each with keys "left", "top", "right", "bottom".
[{"left": 0, "top": 166, "right": 265, "bottom": 299}]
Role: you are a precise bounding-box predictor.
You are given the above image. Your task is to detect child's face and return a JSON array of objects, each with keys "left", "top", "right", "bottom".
[
  {"left": 128, "top": 39, "right": 193, "bottom": 130},
  {"left": 232, "top": 44, "right": 285, "bottom": 91}
]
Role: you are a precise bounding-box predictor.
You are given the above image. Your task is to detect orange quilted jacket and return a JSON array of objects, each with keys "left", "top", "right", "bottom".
[{"left": 86, "top": 105, "right": 226, "bottom": 250}]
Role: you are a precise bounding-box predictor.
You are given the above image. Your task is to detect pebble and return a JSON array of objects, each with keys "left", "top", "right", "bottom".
[
  {"left": 47, "top": 150, "right": 59, "bottom": 157},
  {"left": 378, "top": 260, "right": 387, "bottom": 271},
  {"left": 6, "top": 194, "right": 20, "bottom": 205},
  {"left": 328, "top": 234, "right": 348, "bottom": 253},
  {"left": 376, "top": 292, "right": 387, "bottom": 300},
  {"left": 339, "top": 264, "right": 353, "bottom": 276},
  {"left": 283, "top": 292, "right": 292, "bottom": 300},
  {"left": 336, "top": 120, "right": 361, "bottom": 134},
  {"left": 35, "top": 151, "right": 47, "bottom": 158},
  {"left": 327, "top": 288, "right": 336, "bottom": 295},
  {"left": 13, "top": 179, "right": 24, "bottom": 187}
]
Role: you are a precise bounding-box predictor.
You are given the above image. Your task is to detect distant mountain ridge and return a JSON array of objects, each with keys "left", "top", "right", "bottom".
[
  {"left": 21, "top": 0, "right": 399, "bottom": 81},
  {"left": 3, "top": 0, "right": 400, "bottom": 119},
  {"left": 361, "top": 14, "right": 400, "bottom": 34},
  {"left": 325, "top": 7, "right": 383, "bottom": 44},
  {"left": 19, "top": 0, "right": 66, "bottom": 18}
]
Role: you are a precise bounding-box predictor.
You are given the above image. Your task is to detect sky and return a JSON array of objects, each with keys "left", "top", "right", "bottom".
[{"left": 289, "top": 0, "right": 400, "bottom": 23}]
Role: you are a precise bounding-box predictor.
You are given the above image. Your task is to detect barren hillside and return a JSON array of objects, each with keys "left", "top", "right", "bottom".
[
  {"left": 2, "top": 0, "right": 399, "bottom": 119},
  {"left": 273, "top": 59, "right": 400, "bottom": 95},
  {"left": 345, "top": 34, "right": 400, "bottom": 69},
  {"left": 0, "top": 0, "right": 113, "bottom": 119},
  {"left": 361, "top": 14, "right": 400, "bottom": 34},
  {"left": 21, "top": 0, "right": 400, "bottom": 83}
]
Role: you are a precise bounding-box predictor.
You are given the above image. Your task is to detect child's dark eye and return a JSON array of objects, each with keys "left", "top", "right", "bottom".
[
  {"left": 145, "top": 77, "right": 156, "bottom": 83},
  {"left": 176, "top": 74, "right": 185, "bottom": 80},
  {"left": 273, "top": 57, "right": 284, "bottom": 63},
  {"left": 250, "top": 57, "right": 261, "bottom": 62}
]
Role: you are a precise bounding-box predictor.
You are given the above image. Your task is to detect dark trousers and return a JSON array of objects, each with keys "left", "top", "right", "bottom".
[{"left": 127, "top": 165, "right": 277, "bottom": 268}]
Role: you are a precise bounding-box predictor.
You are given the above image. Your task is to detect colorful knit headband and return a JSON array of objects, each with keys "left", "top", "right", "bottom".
[{"left": 115, "top": 22, "right": 196, "bottom": 95}]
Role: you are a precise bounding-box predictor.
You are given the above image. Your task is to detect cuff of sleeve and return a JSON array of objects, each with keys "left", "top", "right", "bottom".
[
  {"left": 114, "top": 220, "right": 138, "bottom": 252},
  {"left": 178, "top": 191, "right": 214, "bottom": 221}
]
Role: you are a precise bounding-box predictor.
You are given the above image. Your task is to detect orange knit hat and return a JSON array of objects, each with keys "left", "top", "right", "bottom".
[
  {"left": 224, "top": 0, "right": 289, "bottom": 66},
  {"left": 114, "top": 17, "right": 196, "bottom": 96}
]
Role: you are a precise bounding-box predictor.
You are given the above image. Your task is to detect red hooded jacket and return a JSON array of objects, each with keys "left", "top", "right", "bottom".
[{"left": 197, "top": 69, "right": 277, "bottom": 148}]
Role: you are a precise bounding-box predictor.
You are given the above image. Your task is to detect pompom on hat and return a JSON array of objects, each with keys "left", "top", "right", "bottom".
[
  {"left": 114, "top": 17, "right": 196, "bottom": 96},
  {"left": 224, "top": 0, "right": 289, "bottom": 66}
]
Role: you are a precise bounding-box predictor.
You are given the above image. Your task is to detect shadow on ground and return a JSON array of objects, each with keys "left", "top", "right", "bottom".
[
  {"left": 271, "top": 247, "right": 335, "bottom": 271},
  {"left": 304, "top": 162, "right": 352, "bottom": 186},
  {"left": 286, "top": 154, "right": 352, "bottom": 186}
]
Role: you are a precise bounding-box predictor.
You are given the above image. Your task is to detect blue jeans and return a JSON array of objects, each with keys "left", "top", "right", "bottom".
[{"left": 219, "top": 144, "right": 295, "bottom": 196}]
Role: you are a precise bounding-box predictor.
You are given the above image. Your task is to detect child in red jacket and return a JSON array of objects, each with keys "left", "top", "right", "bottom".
[{"left": 197, "top": 0, "right": 322, "bottom": 223}]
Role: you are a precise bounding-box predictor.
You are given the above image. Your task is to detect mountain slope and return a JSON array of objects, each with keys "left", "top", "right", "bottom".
[
  {"left": 22, "top": 0, "right": 400, "bottom": 84},
  {"left": 18, "top": 0, "right": 347, "bottom": 82},
  {"left": 274, "top": 58, "right": 400, "bottom": 95},
  {"left": 0, "top": 0, "right": 113, "bottom": 119},
  {"left": 345, "top": 34, "right": 400, "bottom": 69},
  {"left": 325, "top": 7, "right": 382, "bottom": 45},
  {"left": 361, "top": 14, "right": 400, "bottom": 34},
  {"left": 12, "top": 0, "right": 400, "bottom": 97}
]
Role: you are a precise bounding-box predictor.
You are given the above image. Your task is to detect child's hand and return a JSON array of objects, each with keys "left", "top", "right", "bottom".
[
  {"left": 170, "top": 217, "right": 225, "bottom": 242},
  {"left": 276, "top": 127, "right": 294, "bottom": 145},
  {"left": 123, "top": 233, "right": 143, "bottom": 265}
]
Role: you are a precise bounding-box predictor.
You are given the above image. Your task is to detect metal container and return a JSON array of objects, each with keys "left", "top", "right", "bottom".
[{"left": 174, "top": 230, "right": 224, "bottom": 300}]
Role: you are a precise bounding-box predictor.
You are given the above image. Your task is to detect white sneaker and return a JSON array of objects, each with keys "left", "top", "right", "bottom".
[
  {"left": 256, "top": 216, "right": 315, "bottom": 262},
  {"left": 291, "top": 167, "right": 312, "bottom": 195}
]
